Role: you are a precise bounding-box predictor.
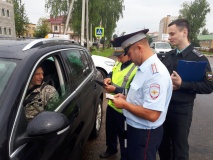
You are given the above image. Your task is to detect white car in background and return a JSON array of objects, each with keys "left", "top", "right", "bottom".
[
  {"left": 150, "top": 42, "right": 172, "bottom": 60},
  {"left": 91, "top": 55, "right": 115, "bottom": 78}
]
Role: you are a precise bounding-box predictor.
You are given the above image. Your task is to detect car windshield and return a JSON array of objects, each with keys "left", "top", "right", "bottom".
[
  {"left": 156, "top": 43, "right": 171, "bottom": 49},
  {"left": 0, "top": 59, "right": 17, "bottom": 97}
]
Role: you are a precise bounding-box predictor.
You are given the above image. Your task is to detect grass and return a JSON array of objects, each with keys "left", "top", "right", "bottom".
[
  {"left": 201, "top": 51, "right": 213, "bottom": 55},
  {"left": 90, "top": 47, "right": 113, "bottom": 57},
  {"left": 90, "top": 47, "right": 213, "bottom": 57}
]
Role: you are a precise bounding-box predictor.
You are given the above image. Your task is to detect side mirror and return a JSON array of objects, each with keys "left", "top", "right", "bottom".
[
  {"left": 16, "top": 111, "right": 70, "bottom": 147},
  {"left": 27, "top": 111, "right": 70, "bottom": 136}
]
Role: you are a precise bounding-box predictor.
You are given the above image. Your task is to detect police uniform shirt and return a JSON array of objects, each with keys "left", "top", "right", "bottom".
[{"left": 123, "top": 54, "right": 173, "bottom": 129}]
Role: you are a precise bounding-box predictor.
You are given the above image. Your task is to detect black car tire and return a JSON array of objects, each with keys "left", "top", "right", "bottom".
[{"left": 90, "top": 98, "right": 103, "bottom": 139}]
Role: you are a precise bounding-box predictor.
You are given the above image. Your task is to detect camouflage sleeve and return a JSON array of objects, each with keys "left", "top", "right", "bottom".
[{"left": 42, "top": 85, "right": 59, "bottom": 111}]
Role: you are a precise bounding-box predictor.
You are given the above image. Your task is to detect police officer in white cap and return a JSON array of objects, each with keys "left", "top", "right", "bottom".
[
  {"left": 100, "top": 43, "right": 137, "bottom": 160},
  {"left": 112, "top": 29, "right": 173, "bottom": 160}
]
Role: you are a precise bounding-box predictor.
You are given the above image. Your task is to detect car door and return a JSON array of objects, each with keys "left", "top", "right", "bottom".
[
  {"left": 8, "top": 52, "right": 81, "bottom": 160},
  {"left": 59, "top": 48, "right": 98, "bottom": 158}
]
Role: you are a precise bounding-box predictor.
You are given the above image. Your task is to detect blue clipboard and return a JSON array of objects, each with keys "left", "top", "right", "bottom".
[{"left": 177, "top": 60, "right": 207, "bottom": 82}]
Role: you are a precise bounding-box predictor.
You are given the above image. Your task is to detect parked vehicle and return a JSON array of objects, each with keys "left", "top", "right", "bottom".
[
  {"left": 91, "top": 55, "right": 115, "bottom": 78},
  {"left": 150, "top": 42, "right": 172, "bottom": 60},
  {"left": 0, "top": 38, "right": 104, "bottom": 160}
]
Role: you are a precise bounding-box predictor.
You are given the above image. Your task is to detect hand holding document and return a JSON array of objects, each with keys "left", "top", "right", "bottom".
[
  {"left": 106, "top": 93, "right": 114, "bottom": 100},
  {"left": 177, "top": 60, "right": 207, "bottom": 82}
]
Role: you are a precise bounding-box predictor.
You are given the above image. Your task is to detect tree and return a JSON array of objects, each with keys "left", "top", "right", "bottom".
[
  {"left": 146, "top": 34, "right": 153, "bottom": 45},
  {"left": 13, "top": 0, "right": 29, "bottom": 38},
  {"left": 112, "top": 34, "right": 118, "bottom": 39},
  {"left": 34, "top": 18, "right": 51, "bottom": 38},
  {"left": 179, "top": 0, "right": 211, "bottom": 46},
  {"left": 120, "top": 31, "right": 126, "bottom": 36},
  {"left": 45, "top": 0, "right": 124, "bottom": 45},
  {"left": 201, "top": 28, "right": 209, "bottom": 35}
]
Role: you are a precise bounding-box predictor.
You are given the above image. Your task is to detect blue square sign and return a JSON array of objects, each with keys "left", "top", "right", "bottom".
[{"left": 95, "top": 27, "right": 104, "bottom": 37}]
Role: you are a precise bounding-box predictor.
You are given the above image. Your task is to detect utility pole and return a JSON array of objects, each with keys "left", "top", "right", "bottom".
[
  {"left": 81, "top": 0, "right": 86, "bottom": 46},
  {"left": 86, "top": 0, "right": 89, "bottom": 50},
  {"left": 64, "top": 0, "right": 75, "bottom": 35},
  {"left": 90, "top": 23, "right": 92, "bottom": 43}
]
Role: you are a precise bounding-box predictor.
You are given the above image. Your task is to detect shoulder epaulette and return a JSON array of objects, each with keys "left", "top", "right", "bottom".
[
  {"left": 192, "top": 49, "right": 203, "bottom": 57},
  {"left": 151, "top": 63, "right": 159, "bottom": 74}
]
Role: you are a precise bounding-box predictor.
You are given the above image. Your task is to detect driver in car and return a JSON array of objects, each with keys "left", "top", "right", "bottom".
[{"left": 24, "top": 65, "right": 59, "bottom": 121}]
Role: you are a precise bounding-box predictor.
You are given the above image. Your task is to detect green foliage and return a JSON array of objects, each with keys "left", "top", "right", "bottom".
[
  {"left": 113, "top": 34, "right": 118, "bottom": 39},
  {"left": 91, "top": 47, "right": 114, "bottom": 57},
  {"left": 201, "top": 51, "right": 213, "bottom": 55},
  {"left": 13, "top": 0, "right": 29, "bottom": 38},
  {"left": 45, "top": 0, "right": 69, "bottom": 16},
  {"left": 179, "top": 0, "right": 211, "bottom": 45},
  {"left": 45, "top": 0, "right": 124, "bottom": 44},
  {"left": 146, "top": 34, "right": 153, "bottom": 44},
  {"left": 34, "top": 18, "right": 51, "bottom": 38},
  {"left": 201, "top": 28, "right": 209, "bottom": 35}
]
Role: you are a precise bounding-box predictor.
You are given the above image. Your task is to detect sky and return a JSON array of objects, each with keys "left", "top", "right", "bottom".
[{"left": 22, "top": 0, "right": 213, "bottom": 35}]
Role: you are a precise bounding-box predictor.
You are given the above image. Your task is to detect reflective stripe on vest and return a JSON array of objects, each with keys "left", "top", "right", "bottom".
[{"left": 108, "top": 61, "right": 137, "bottom": 114}]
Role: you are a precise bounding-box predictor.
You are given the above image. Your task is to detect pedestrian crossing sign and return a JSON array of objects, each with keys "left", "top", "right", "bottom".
[{"left": 95, "top": 27, "right": 104, "bottom": 37}]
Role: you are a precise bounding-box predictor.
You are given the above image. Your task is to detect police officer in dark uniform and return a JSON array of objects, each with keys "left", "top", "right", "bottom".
[{"left": 158, "top": 19, "right": 213, "bottom": 160}]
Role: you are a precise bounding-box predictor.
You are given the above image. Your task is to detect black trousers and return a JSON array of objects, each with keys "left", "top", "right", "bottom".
[
  {"left": 105, "top": 105, "right": 127, "bottom": 160},
  {"left": 158, "top": 102, "right": 194, "bottom": 160},
  {"left": 127, "top": 124, "right": 163, "bottom": 160}
]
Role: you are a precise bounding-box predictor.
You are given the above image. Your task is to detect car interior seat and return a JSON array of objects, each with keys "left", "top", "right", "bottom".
[{"left": 41, "top": 60, "right": 60, "bottom": 94}]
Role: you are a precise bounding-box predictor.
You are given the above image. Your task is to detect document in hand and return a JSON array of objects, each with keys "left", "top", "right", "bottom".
[
  {"left": 177, "top": 60, "right": 207, "bottom": 82},
  {"left": 106, "top": 93, "right": 114, "bottom": 100}
]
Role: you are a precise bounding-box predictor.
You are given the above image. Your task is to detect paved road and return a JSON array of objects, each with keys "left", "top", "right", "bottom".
[{"left": 81, "top": 57, "right": 213, "bottom": 160}]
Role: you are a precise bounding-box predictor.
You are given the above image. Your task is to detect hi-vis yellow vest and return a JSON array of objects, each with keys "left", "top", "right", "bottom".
[{"left": 108, "top": 61, "right": 137, "bottom": 114}]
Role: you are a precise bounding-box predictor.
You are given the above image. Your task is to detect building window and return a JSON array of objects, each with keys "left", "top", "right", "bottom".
[
  {"left": 54, "top": 25, "right": 58, "bottom": 31},
  {"left": 2, "top": 8, "right": 5, "bottom": 16},
  {"left": 4, "top": 27, "right": 7, "bottom": 35},
  {"left": 7, "top": 10, "right": 10, "bottom": 17},
  {"left": 0, "top": 27, "right": 2, "bottom": 35},
  {"left": 9, "top": 28, "right": 11, "bottom": 35}
]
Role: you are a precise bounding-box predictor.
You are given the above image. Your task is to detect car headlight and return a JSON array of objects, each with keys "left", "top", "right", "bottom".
[{"left": 104, "top": 61, "right": 115, "bottom": 66}]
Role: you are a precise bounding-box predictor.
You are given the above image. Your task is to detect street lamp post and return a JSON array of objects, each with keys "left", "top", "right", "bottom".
[
  {"left": 86, "top": 0, "right": 89, "bottom": 50},
  {"left": 81, "top": 0, "right": 86, "bottom": 46}
]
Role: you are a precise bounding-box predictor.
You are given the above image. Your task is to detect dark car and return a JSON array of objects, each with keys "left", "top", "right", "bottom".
[{"left": 0, "top": 38, "right": 104, "bottom": 160}]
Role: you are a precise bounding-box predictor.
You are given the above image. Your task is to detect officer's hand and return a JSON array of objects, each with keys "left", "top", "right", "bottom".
[
  {"left": 113, "top": 95, "right": 126, "bottom": 109},
  {"left": 171, "top": 71, "right": 182, "bottom": 90},
  {"left": 173, "top": 85, "right": 180, "bottom": 90},
  {"left": 104, "top": 85, "right": 116, "bottom": 93},
  {"left": 114, "top": 93, "right": 126, "bottom": 99},
  {"left": 104, "top": 78, "right": 111, "bottom": 85}
]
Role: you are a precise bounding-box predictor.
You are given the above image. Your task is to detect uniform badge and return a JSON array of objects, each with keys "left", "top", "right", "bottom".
[
  {"left": 206, "top": 72, "right": 213, "bottom": 81},
  {"left": 149, "top": 84, "right": 160, "bottom": 100}
]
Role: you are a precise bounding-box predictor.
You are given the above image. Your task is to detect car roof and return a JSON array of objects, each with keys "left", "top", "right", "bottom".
[{"left": 0, "top": 38, "right": 83, "bottom": 60}]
